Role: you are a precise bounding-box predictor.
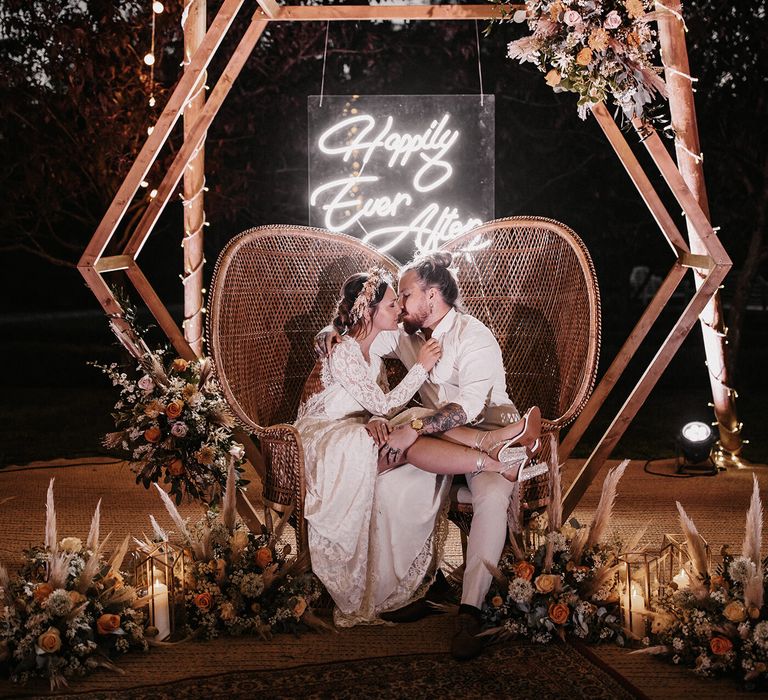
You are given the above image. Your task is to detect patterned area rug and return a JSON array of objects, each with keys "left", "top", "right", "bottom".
[{"left": 8, "top": 642, "right": 645, "bottom": 700}]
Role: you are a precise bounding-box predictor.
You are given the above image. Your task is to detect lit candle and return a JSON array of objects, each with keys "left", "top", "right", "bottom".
[
  {"left": 151, "top": 579, "right": 170, "bottom": 640},
  {"left": 672, "top": 568, "right": 690, "bottom": 590},
  {"left": 630, "top": 583, "right": 646, "bottom": 636}
]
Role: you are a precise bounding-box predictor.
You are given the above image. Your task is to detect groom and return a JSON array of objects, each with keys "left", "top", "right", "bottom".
[{"left": 326, "top": 251, "right": 526, "bottom": 660}]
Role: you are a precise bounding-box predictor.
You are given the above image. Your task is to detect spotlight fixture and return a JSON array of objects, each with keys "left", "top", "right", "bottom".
[{"left": 677, "top": 421, "right": 717, "bottom": 473}]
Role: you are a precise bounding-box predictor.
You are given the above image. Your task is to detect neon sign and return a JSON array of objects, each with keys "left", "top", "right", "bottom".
[{"left": 308, "top": 95, "right": 494, "bottom": 261}]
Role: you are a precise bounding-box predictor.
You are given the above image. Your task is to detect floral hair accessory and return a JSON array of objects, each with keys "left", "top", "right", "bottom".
[{"left": 350, "top": 267, "right": 387, "bottom": 324}]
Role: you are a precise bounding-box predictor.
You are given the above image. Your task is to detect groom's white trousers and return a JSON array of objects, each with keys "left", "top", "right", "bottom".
[{"left": 456, "top": 469, "right": 517, "bottom": 609}]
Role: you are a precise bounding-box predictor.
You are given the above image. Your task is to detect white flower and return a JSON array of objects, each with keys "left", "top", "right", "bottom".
[
  {"left": 508, "top": 577, "right": 534, "bottom": 604},
  {"left": 563, "top": 9, "right": 582, "bottom": 25},
  {"left": 672, "top": 637, "right": 685, "bottom": 651},
  {"left": 229, "top": 443, "right": 245, "bottom": 460},
  {"left": 753, "top": 621, "right": 768, "bottom": 644},
  {"left": 59, "top": 537, "right": 82, "bottom": 553},
  {"left": 138, "top": 375, "right": 155, "bottom": 392},
  {"left": 729, "top": 556, "right": 757, "bottom": 584},
  {"left": 604, "top": 10, "right": 621, "bottom": 29},
  {"left": 546, "top": 531, "right": 568, "bottom": 553}
]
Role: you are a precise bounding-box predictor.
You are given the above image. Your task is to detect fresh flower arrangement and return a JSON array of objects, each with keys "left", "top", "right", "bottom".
[
  {"left": 639, "top": 476, "right": 768, "bottom": 688},
  {"left": 481, "top": 460, "right": 634, "bottom": 646},
  {"left": 0, "top": 481, "right": 148, "bottom": 690},
  {"left": 142, "top": 465, "right": 326, "bottom": 642},
  {"left": 93, "top": 347, "right": 248, "bottom": 506},
  {"left": 503, "top": 0, "right": 667, "bottom": 119}
]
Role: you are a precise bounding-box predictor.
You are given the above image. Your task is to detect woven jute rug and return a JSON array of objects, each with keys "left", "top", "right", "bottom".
[{"left": 1, "top": 457, "right": 766, "bottom": 699}]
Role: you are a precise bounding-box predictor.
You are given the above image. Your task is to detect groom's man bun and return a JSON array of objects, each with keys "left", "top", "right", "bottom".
[{"left": 403, "top": 251, "right": 461, "bottom": 308}]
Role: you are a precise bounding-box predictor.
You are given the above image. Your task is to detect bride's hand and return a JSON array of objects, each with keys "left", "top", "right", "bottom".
[
  {"left": 417, "top": 338, "right": 441, "bottom": 371},
  {"left": 365, "top": 418, "right": 390, "bottom": 447}
]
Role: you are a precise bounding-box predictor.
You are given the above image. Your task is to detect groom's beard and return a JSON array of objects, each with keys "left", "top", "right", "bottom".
[{"left": 401, "top": 303, "right": 429, "bottom": 335}]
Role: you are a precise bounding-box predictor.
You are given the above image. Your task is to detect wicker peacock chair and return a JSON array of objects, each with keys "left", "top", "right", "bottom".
[
  {"left": 440, "top": 217, "right": 601, "bottom": 550},
  {"left": 207, "top": 217, "right": 601, "bottom": 554},
  {"left": 206, "top": 225, "right": 400, "bottom": 552}
]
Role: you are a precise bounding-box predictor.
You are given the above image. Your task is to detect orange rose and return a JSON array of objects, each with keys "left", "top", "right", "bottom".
[
  {"left": 34, "top": 582, "right": 54, "bottom": 604},
  {"left": 749, "top": 606, "right": 761, "bottom": 620},
  {"left": 513, "top": 561, "right": 535, "bottom": 581},
  {"left": 194, "top": 592, "right": 213, "bottom": 611},
  {"left": 96, "top": 613, "right": 121, "bottom": 635},
  {"left": 167, "top": 458, "right": 185, "bottom": 476},
  {"left": 171, "top": 359, "right": 189, "bottom": 373},
  {"left": 724, "top": 601, "right": 747, "bottom": 623},
  {"left": 37, "top": 627, "right": 61, "bottom": 653},
  {"left": 576, "top": 47, "right": 593, "bottom": 66},
  {"left": 491, "top": 595, "right": 504, "bottom": 608},
  {"left": 165, "top": 400, "right": 184, "bottom": 419},
  {"left": 545, "top": 69, "right": 561, "bottom": 87},
  {"left": 69, "top": 590, "right": 86, "bottom": 606},
  {"left": 709, "top": 636, "right": 733, "bottom": 655},
  {"left": 710, "top": 575, "right": 728, "bottom": 591},
  {"left": 293, "top": 597, "right": 307, "bottom": 618},
  {"left": 535, "top": 574, "right": 560, "bottom": 594},
  {"left": 144, "top": 426, "right": 162, "bottom": 443},
  {"left": 548, "top": 602, "right": 570, "bottom": 625},
  {"left": 255, "top": 547, "right": 273, "bottom": 568}
]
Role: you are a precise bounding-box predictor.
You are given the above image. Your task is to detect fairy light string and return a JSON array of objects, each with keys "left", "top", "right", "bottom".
[{"left": 653, "top": 0, "right": 743, "bottom": 453}]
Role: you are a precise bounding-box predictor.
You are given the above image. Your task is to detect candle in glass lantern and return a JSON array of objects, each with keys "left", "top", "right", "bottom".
[
  {"left": 630, "top": 582, "right": 646, "bottom": 636},
  {"left": 672, "top": 568, "right": 690, "bottom": 590},
  {"left": 151, "top": 578, "right": 171, "bottom": 640}
]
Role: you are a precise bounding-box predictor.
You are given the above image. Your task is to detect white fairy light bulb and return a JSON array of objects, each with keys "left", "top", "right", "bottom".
[
  {"left": 144, "top": 53, "right": 155, "bottom": 66},
  {"left": 149, "top": 189, "right": 158, "bottom": 199},
  {"left": 147, "top": 125, "right": 154, "bottom": 135},
  {"left": 140, "top": 181, "right": 149, "bottom": 188},
  {"left": 149, "top": 95, "right": 156, "bottom": 107},
  {"left": 153, "top": 1, "right": 164, "bottom": 13}
]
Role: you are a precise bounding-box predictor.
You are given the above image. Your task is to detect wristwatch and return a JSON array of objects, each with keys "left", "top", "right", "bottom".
[{"left": 409, "top": 417, "right": 424, "bottom": 434}]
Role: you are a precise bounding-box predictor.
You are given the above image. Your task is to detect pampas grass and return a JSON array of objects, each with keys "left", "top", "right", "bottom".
[
  {"left": 742, "top": 474, "right": 763, "bottom": 567},
  {"left": 675, "top": 501, "right": 710, "bottom": 578},
  {"left": 585, "top": 460, "right": 629, "bottom": 551},
  {"left": 546, "top": 434, "right": 562, "bottom": 533},
  {"left": 45, "top": 478, "right": 57, "bottom": 554},
  {"left": 86, "top": 498, "right": 102, "bottom": 551}
]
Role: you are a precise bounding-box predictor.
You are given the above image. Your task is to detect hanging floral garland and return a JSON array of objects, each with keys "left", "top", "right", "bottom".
[{"left": 502, "top": 0, "right": 668, "bottom": 119}]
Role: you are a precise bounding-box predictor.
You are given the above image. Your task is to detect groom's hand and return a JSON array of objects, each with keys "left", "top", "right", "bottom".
[
  {"left": 384, "top": 424, "right": 419, "bottom": 458},
  {"left": 314, "top": 326, "right": 342, "bottom": 358},
  {"left": 365, "top": 418, "right": 390, "bottom": 447}
]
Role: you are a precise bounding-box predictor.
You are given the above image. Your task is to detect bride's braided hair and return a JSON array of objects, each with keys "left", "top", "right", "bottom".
[{"left": 333, "top": 268, "right": 392, "bottom": 335}]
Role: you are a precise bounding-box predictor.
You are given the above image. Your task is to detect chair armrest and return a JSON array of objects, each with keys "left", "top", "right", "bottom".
[{"left": 257, "top": 423, "right": 308, "bottom": 552}]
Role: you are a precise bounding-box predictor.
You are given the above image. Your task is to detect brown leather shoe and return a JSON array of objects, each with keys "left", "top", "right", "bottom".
[{"left": 450, "top": 612, "right": 484, "bottom": 660}]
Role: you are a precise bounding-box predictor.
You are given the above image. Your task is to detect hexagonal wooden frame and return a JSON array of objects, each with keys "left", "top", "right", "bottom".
[{"left": 78, "top": 0, "right": 732, "bottom": 519}]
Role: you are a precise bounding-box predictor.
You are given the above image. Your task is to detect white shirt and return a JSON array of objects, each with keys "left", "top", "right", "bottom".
[{"left": 372, "top": 308, "right": 511, "bottom": 423}]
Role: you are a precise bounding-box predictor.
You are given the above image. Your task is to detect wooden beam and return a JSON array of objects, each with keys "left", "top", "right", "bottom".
[
  {"left": 559, "top": 262, "right": 687, "bottom": 461},
  {"left": 590, "top": 102, "right": 690, "bottom": 255},
  {"left": 256, "top": 4, "right": 520, "bottom": 21},
  {"left": 77, "top": 0, "right": 246, "bottom": 269},
  {"left": 640, "top": 128, "right": 731, "bottom": 268},
  {"left": 94, "top": 255, "right": 135, "bottom": 273},
  {"left": 563, "top": 261, "right": 729, "bottom": 518},
  {"left": 125, "top": 18, "right": 270, "bottom": 257},
  {"left": 255, "top": 0, "right": 280, "bottom": 19}
]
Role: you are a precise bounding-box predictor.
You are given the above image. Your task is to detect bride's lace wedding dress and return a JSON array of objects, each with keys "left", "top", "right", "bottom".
[{"left": 295, "top": 336, "right": 450, "bottom": 627}]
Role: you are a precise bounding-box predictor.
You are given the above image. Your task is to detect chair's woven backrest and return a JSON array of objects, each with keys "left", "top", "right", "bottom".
[
  {"left": 441, "top": 217, "right": 601, "bottom": 428},
  {"left": 207, "top": 225, "right": 399, "bottom": 430}
]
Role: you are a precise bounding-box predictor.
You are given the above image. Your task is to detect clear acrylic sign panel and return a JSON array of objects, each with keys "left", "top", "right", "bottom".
[{"left": 308, "top": 95, "right": 495, "bottom": 263}]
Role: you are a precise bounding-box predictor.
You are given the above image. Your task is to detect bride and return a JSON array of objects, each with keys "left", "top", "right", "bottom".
[{"left": 294, "top": 267, "right": 544, "bottom": 625}]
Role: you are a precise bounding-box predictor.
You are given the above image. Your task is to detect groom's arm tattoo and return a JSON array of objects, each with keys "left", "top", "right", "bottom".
[{"left": 420, "top": 403, "right": 467, "bottom": 435}]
